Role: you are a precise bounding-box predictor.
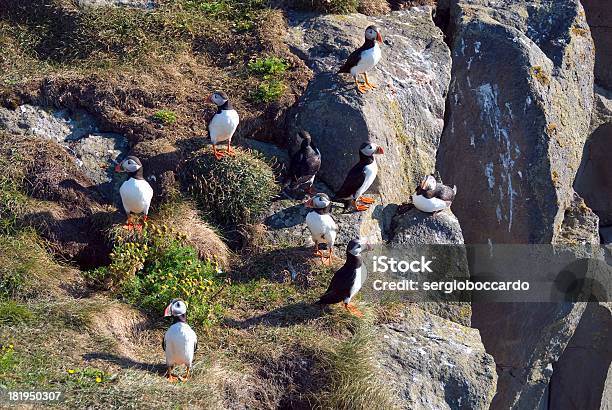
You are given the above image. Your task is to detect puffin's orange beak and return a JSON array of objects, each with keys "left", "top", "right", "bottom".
[
  {"left": 305, "top": 198, "right": 314, "bottom": 208},
  {"left": 208, "top": 94, "right": 214, "bottom": 103},
  {"left": 114, "top": 163, "right": 122, "bottom": 172},
  {"left": 164, "top": 304, "right": 172, "bottom": 317},
  {"left": 377, "top": 32, "right": 383, "bottom": 43},
  {"left": 376, "top": 146, "right": 384, "bottom": 154}
]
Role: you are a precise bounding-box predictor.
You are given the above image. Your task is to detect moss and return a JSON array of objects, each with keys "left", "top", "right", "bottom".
[
  {"left": 530, "top": 66, "right": 550, "bottom": 86},
  {"left": 151, "top": 109, "right": 177, "bottom": 125},
  {"left": 291, "top": 0, "right": 359, "bottom": 13},
  {"left": 571, "top": 26, "right": 589, "bottom": 37}
]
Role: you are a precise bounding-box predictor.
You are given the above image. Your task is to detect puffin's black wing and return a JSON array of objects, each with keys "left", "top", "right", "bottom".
[
  {"left": 338, "top": 44, "right": 367, "bottom": 74},
  {"left": 162, "top": 338, "right": 166, "bottom": 351},
  {"left": 334, "top": 164, "right": 366, "bottom": 200},
  {"left": 316, "top": 264, "right": 356, "bottom": 305},
  {"left": 435, "top": 185, "right": 456, "bottom": 202},
  {"left": 289, "top": 148, "right": 321, "bottom": 186}
]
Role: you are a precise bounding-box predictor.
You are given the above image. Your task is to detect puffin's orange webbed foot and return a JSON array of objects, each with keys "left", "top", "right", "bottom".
[
  {"left": 358, "top": 196, "right": 375, "bottom": 204},
  {"left": 226, "top": 146, "right": 236, "bottom": 157},
  {"left": 322, "top": 254, "right": 333, "bottom": 266},
  {"left": 355, "top": 203, "right": 369, "bottom": 212},
  {"left": 345, "top": 303, "right": 364, "bottom": 318}
]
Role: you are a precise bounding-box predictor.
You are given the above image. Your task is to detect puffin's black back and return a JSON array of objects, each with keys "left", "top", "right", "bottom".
[
  {"left": 334, "top": 147, "right": 374, "bottom": 199},
  {"left": 288, "top": 133, "right": 321, "bottom": 184},
  {"left": 338, "top": 39, "right": 376, "bottom": 74},
  {"left": 316, "top": 245, "right": 362, "bottom": 305}
]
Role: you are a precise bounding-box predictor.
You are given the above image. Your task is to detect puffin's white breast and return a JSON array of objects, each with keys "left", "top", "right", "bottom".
[
  {"left": 350, "top": 44, "right": 382, "bottom": 77},
  {"left": 209, "top": 109, "right": 239, "bottom": 144},
  {"left": 305, "top": 211, "right": 337, "bottom": 244},
  {"left": 119, "top": 178, "right": 153, "bottom": 215},
  {"left": 412, "top": 194, "right": 449, "bottom": 213},
  {"left": 345, "top": 266, "right": 363, "bottom": 303},
  {"left": 164, "top": 322, "right": 197, "bottom": 367},
  {"left": 355, "top": 161, "right": 378, "bottom": 199}
]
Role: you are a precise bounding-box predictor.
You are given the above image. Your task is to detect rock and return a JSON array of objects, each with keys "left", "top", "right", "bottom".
[
  {"left": 582, "top": 0, "right": 612, "bottom": 89},
  {"left": 131, "top": 138, "right": 181, "bottom": 202},
  {"left": 389, "top": 207, "right": 470, "bottom": 325},
  {"left": 575, "top": 87, "right": 612, "bottom": 227},
  {"left": 391, "top": 207, "right": 464, "bottom": 246},
  {"left": 437, "top": 0, "right": 595, "bottom": 244},
  {"left": 377, "top": 307, "right": 497, "bottom": 409},
  {"left": 548, "top": 302, "right": 612, "bottom": 410},
  {"left": 0, "top": 104, "right": 128, "bottom": 202},
  {"left": 472, "top": 302, "right": 587, "bottom": 409},
  {"left": 286, "top": 7, "right": 451, "bottom": 205},
  {"left": 556, "top": 193, "right": 601, "bottom": 247}
]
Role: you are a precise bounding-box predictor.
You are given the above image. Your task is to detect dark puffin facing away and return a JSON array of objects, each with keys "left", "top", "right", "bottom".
[
  {"left": 315, "top": 238, "right": 372, "bottom": 317},
  {"left": 115, "top": 156, "right": 153, "bottom": 229},
  {"left": 412, "top": 175, "right": 457, "bottom": 215},
  {"left": 338, "top": 25, "right": 383, "bottom": 93},
  {"left": 286, "top": 130, "right": 321, "bottom": 195},
  {"left": 333, "top": 142, "right": 384, "bottom": 212},
  {"left": 208, "top": 91, "right": 240, "bottom": 160},
  {"left": 163, "top": 299, "right": 198, "bottom": 382},
  {"left": 305, "top": 193, "right": 338, "bottom": 266}
]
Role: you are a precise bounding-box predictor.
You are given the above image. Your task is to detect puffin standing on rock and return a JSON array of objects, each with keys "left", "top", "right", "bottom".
[
  {"left": 333, "top": 142, "right": 384, "bottom": 212},
  {"left": 315, "top": 239, "right": 372, "bottom": 317},
  {"left": 163, "top": 299, "right": 198, "bottom": 382},
  {"left": 412, "top": 175, "right": 456, "bottom": 215},
  {"left": 115, "top": 156, "right": 153, "bottom": 229},
  {"left": 286, "top": 130, "right": 321, "bottom": 195},
  {"left": 208, "top": 91, "right": 239, "bottom": 160},
  {"left": 305, "top": 193, "right": 338, "bottom": 266},
  {"left": 338, "top": 25, "right": 383, "bottom": 93}
]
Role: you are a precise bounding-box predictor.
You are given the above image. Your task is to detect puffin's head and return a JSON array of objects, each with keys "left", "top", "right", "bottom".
[
  {"left": 164, "top": 299, "right": 187, "bottom": 317},
  {"left": 359, "top": 142, "right": 384, "bottom": 157},
  {"left": 305, "top": 193, "right": 331, "bottom": 209},
  {"left": 298, "top": 130, "right": 312, "bottom": 147},
  {"left": 347, "top": 238, "right": 373, "bottom": 256},
  {"left": 420, "top": 175, "right": 437, "bottom": 191},
  {"left": 365, "top": 25, "right": 382, "bottom": 44},
  {"left": 115, "top": 156, "right": 143, "bottom": 173},
  {"left": 210, "top": 91, "right": 229, "bottom": 106}
]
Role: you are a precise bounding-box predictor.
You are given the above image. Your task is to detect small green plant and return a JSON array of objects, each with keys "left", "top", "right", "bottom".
[
  {"left": 65, "top": 367, "right": 113, "bottom": 387},
  {"left": 293, "top": 0, "right": 359, "bottom": 13},
  {"left": 181, "top": 148, "right": 279, "bottom": 228},
  {"left": 152, "top": 109, "right": 177, "bottom": 125},
  {"left": 0, "top": 343, "right": 17, "bottom": 378},
  {"left": 248, "top": 57, "right": 288, "bottom": 78},
  {"left": 0, "top": 175, "right": 27, "bottom": 234},
  {"left": 89, "top": 222, "right": 225, "bottom": 326},
  {"left": 251, "top": 79, "right": 286, "bottom": 103},
  {"left": 0, "top": 300, "right": 33, "bottom": 325}
]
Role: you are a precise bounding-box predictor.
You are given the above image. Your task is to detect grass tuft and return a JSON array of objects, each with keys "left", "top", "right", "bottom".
[{"left": 151, "top": 109, "right": 177, "bottom": 125}]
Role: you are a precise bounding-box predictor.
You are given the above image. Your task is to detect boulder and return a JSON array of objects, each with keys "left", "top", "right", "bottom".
[
  {"left": 472, "top": 302, "right": 587, "bottom": 409},
  {"left": 548, "top": 302, "right": 612, "bottom": 410},
  {"left": 575, "top": 87, "right": 612, "bottom": 227},
  {"left": 437, "top": 0, "right": 595, "bottom": 244},
  {"left": 582, "top": 0, "right": 612, "bottom": 89},
  {"left": 286, "top": 7, "right": 451, "bottom": 205},
  {"left": 377, "top": 306, "right": 497, "bottom": 409},
  {"left": 131, "top": 138, "right": 181, "bottom": 203},
  {"left": 556, "top": 193, "right": 601, "bottom": 248},
  {"left": 391, "top": 207, "right": 464, "bottom": 246}
]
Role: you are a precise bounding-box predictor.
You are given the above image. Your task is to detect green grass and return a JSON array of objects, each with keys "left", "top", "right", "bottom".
[
  {"left": 248, "top": 56, "right": 288, "bottom": 78},
  {"left": 251, "top": 79, "right": 287, "bottom": 103},
  {"left": 247, "top": 56, "right": 289, "bottom": 103},
  {"left": 151, "top": 109, "right": 177, "bottom": 125},
  {"left": 0, "top": 300, "right": 33, "bottom": 325}
]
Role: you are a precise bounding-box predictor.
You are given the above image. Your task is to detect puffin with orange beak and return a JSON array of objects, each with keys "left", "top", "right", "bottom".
[
  {"left": 163, "top": 299, "right": 198, "bottom": 382},
  {"left": 115, "top": 156, "right": 153, "bottom": 229},
  {"left": 338, "top": 25, "right": 383, "bottom": 93},
  {"left": 305, "top": 193, "right": 338, "bottom": 266},
  {"left": 208, "top": 91, "right": 240, "bottom": 160},
  {"left": 333, "top": 142, "right": 384, "bottom": 212}
]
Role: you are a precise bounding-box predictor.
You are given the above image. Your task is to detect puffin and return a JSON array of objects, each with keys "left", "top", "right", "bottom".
[
  {"left": 333, "top": 142, "right": 384, "bottom": 212},
  {"left": 286, "top": 130, "right": 321, "bottom": 195},
  {"left": 305, "top": 193, "right": 338, "bottom": 266},
  {"left": 338, "top": 25, "right": 383, "bottom": 93},
  {"left": 315, "top": 238, "right": 372, "bottom": 317},
  {"left": 115, "top": 156, "right": 153, "bottom": 229},
  {"left": 412, "top": 175, "right": 457, "bottom": 214},
  {"left": 208, "top": 91, "right": 239, "bottom": 160},
  {"left": 163, "top": 299, "right": 198, "bottom": 382}
]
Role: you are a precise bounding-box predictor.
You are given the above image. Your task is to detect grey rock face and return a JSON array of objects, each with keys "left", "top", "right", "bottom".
[
  {"left": 391, "top": 207, "right": 464, "bottom": 246},
  {"left": 286, "top": 7, "right": 451, "bottom": 204},
  {"left": 582, "top": 0, "right": 612, "bottom": 89},
  {"left": 377, "top": 307, "right": 497, "bottom": 410},
  {"left": 0, "top": 104, "right": 128, "bottom": 202},
  {"left": 548, "top": 303, "right": 612, "bottom": 410},
  {"left": 438, "top": 0, "right": 595, "bottom": 244},
  {"left": 575, "top": 87, "right": 612, "bottom": 227},
  {"left": 556, "top": 193, "right": 601, "bottom": 247},
  {"left": 472, "top": 302, "right": 587, "bottom": 409}
]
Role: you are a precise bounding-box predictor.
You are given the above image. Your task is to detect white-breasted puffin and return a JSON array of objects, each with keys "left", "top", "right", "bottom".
[
  {"left": 305, "top": 193, "right": 338, "bottom": 266},
  {"left": 315, "top": 238, "right": 372, "bottom": 317},
  {"left": 163, "top": 299, "right": 198, "bottom": 382},
  {"left": 286, "top": 130, "right": 321, "bottom": 195},
  {"left": 208, "top": 91, "right": 240, "bottom": 160},
  {"left": 333, "top": 142, "right": 384, "bottom": 212},
  {"left": 412, "top": 175, "right": 457, "bottom": 215},
  {"left": 115, "top": 156, "right": 153, "bottom": 229},
  {"left": 338, "top": 25, "right": 383, "bottom": 93}
]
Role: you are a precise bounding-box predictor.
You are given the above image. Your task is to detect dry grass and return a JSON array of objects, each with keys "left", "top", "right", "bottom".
[{"left": 358, "top": 0, "right": 391, "bottom": 15}]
